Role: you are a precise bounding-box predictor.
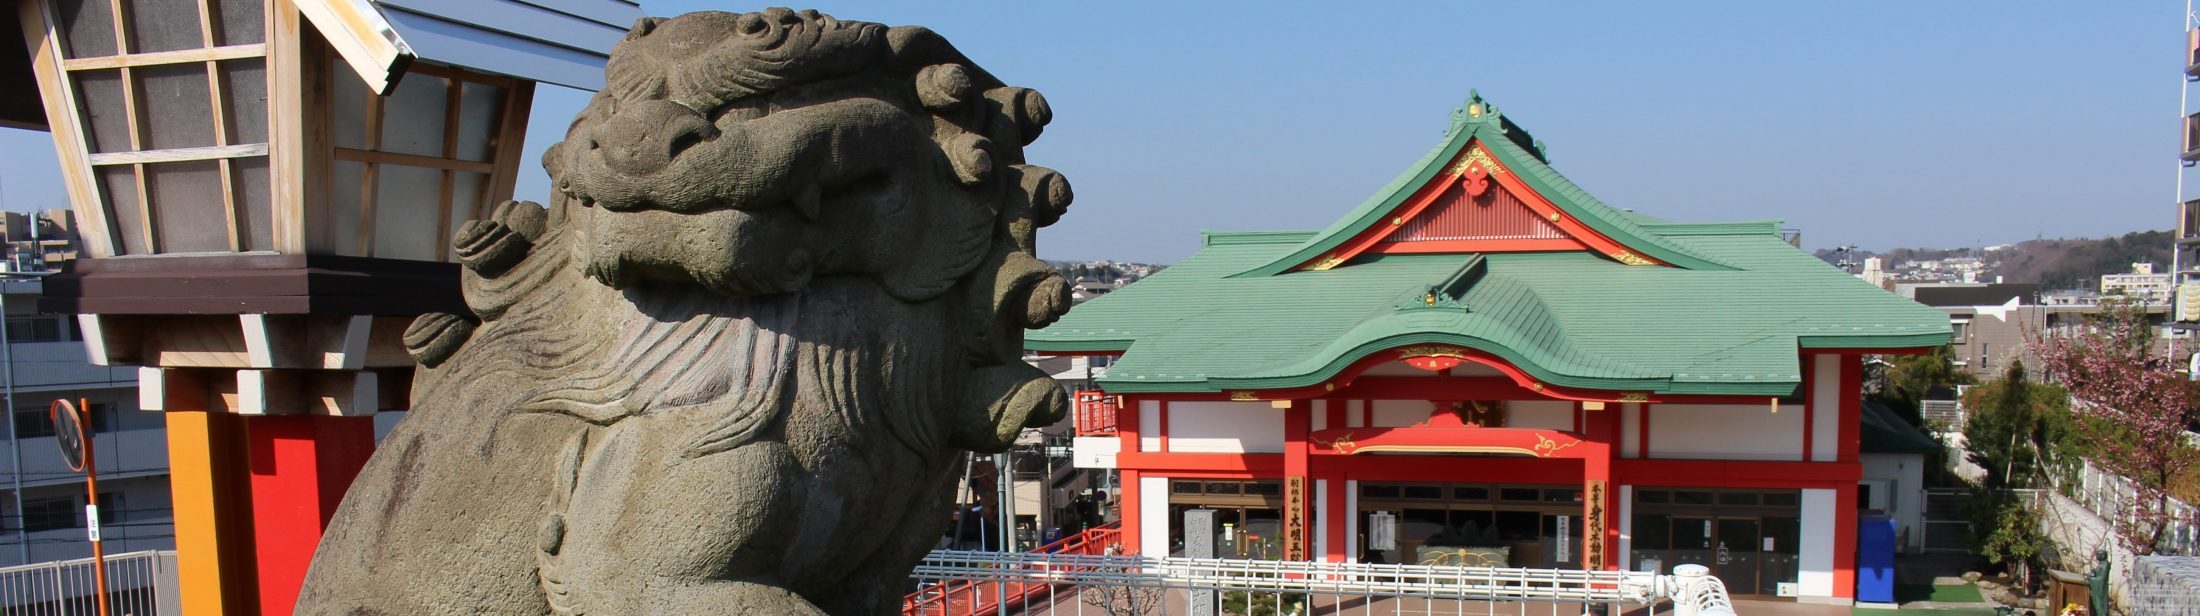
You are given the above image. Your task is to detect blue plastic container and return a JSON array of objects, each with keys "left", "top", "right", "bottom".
[{"left": 1856, "top": 513, "right": 1898, "bottom": 603}]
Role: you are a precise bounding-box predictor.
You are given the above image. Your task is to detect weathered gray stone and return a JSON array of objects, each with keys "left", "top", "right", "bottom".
[{"left": 298, "top": 8, "right": 1072, "bottom": 614}]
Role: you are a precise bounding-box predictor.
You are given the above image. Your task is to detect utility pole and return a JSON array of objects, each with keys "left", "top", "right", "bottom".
[{"left": 3, "top": 284, "right": 22, "bottom": 563}]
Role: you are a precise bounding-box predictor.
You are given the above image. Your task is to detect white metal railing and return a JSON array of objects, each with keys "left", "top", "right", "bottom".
[
  {"left": 2057, "top": 459, "right": 2200, "bottom": 556},
  {"left": 0, "top": 550, "right": 177, "bottom": 616},
  {"left": 909, "top": 549, "right": 1738, "bottom": 615}
]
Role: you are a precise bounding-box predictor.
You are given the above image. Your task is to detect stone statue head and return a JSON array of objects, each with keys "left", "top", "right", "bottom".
[{"left": 543, "top": 9, "right": 1068, "bottom": 320}]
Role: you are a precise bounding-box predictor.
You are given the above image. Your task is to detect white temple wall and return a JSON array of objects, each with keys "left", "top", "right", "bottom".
[
  {"left": 1647, "top": 403, "right": 1805, "bottom": 461},
  {"left": 1165, "top": 400, "right": 1285, "bottom": 453}
]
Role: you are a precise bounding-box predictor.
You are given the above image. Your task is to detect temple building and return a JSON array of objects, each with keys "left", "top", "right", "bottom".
[{"left": 1036, "top": 93, "right": 1951, "bottom": 605}]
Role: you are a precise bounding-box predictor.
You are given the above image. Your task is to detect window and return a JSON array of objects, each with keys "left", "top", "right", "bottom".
[
  {"left": 14, "top": 403, "right": 108, "bottom": 437},
  {"left": 94, "top": 492, "right": 120, "bottom": 524},
  {"left": 326, "top": 61, "right": 523, "bottom": 261},
  {"left": 18, "top": 496, "right": 76, "bottom": 532},
  {"left": 4, "top": 317, "right": 67, "bottom": 343},
  {"left": 39, "top": 0, "right": 274, "bottom": 255}
]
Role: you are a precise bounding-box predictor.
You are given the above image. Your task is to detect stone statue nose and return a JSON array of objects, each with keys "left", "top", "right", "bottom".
[{"left": 594, "top": 99, "right": 715, "bottom": 176}]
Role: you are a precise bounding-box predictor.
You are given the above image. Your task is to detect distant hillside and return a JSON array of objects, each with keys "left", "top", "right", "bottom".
[
  {"left": 1815, "top": 230, "right": 2171, "bottom": 291},
  {"left": 1992, "top": 231, "right": 2171, "bottom": 290},
  {"left": 1046, "top": 259, "right": 1164, "bottom": 284}
]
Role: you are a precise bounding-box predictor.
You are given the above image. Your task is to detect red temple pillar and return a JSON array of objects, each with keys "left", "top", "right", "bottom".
[
  {"left": 1117, "top": 395, "right": 1142, "bottom": 554},
  {"left": 246, "top": 416, "right": 378, "bottom": 616},
  {"left": 1582, "top": 402, "right": 1618, "bottom": 570},
  {"left": 1283, "top": 400, "right": 1311, "bottom": 561},
  {"left": 1833, "top": 354, "right": 1864, "bottom": 598}
]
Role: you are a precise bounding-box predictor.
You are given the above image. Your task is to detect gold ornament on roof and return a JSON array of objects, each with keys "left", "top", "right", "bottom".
[
  {"left": 1394, "top": 345, "right": 1469, "bottom": 360},
  {"left": 1229, "top": 391, "right": 1260, "bottom": 401},
  {"left": 1468, "top": 102, "right": 1484, "bottom": 118},
  {"left": 1617, "top": 393, "right": 1650, "bottom": 403},
  {"left": 1451, "top": 147, "right": 1506, "bottom": 176},
  {"left": 1611, "top": 251, "right": 1655, "bottom": 266},
  {"left": 1309, "top": 254, "right": 1347, "bottom": 271}
]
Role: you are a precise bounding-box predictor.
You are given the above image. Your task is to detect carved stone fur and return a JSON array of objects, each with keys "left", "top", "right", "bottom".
[{"left": 297, "top": 9, "right": 1072, "bottom": 614}]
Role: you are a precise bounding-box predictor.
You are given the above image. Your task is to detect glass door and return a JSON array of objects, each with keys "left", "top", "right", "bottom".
[
  {"left": 1714, "top": 518, "right": 1762, "bottom": 595},
  {"left": 1669, "top": 517, "right": 1715, "bottom": 570}
]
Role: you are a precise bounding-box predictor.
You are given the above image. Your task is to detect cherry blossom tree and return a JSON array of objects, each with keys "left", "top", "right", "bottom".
[{"left": 2028, "top": 302, "right": 2199, "bottom": 555}]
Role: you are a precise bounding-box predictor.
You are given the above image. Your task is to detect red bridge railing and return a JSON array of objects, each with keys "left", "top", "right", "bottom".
[{"left": 901, "top": 522, "right": 1122, "bottom": 616}]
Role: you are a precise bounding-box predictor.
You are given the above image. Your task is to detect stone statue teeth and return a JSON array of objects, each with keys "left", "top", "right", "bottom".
[{"left": 298, "top": 9, "right": 1074, "bottom": 615}]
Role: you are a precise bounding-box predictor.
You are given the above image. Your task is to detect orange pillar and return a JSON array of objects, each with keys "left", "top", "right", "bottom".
[
  {"left": 167, "top": 411, "right": 259, "bottom": 615},
  {"left": 246, "top": 416, "right": 377, "bottom": 616}
]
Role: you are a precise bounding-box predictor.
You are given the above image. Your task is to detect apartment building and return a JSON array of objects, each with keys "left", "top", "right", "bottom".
[{"left": 0, "top": 279, "right": 159, "bottom": 566}]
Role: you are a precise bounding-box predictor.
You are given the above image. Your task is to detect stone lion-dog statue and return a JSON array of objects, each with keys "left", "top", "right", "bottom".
[{"left": 298, "top": 9, "right": 1075, "bottom": 614}]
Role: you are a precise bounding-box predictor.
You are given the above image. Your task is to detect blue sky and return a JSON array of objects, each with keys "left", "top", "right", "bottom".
[{"left": 0, "top": 2, "right": 2182, "bottom": 263}]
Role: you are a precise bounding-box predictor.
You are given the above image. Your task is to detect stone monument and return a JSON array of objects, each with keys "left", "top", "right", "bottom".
[{"left": 295, "top": 8, "right": 1074, "bottom": 614}]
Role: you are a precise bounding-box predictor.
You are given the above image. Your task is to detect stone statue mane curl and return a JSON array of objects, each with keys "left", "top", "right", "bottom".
[{"left": 297, "top": 8, "right": 1073, "bottom": 615}]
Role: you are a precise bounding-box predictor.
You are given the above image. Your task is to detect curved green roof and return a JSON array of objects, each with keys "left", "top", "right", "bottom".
[{"left": 1029, "top": 93, "right": 1951, "bottom": 396}]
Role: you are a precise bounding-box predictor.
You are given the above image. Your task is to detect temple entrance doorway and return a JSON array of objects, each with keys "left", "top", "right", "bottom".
[
  {"left": 1630, "top": 489, "right": 1802, "bottom": 597},
  {"left": 1356, "top": 482, "right": 1584, "bottom": 569}
]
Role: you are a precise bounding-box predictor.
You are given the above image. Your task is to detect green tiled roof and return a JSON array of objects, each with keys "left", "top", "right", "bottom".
[{"left": 1029, "top": 93, "right": 1952, "bottom": 396}]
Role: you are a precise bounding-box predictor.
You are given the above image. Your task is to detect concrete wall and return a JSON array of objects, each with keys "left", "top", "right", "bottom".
[{"left": 1860, "top": 452, "right": 1925, "bottom": 552}]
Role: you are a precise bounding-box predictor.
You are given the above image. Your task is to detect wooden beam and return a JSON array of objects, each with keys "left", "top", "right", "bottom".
[
  {"left": 354, "top": 93, "right": 383, "bottom": 255},
  {"left": 76, "top": 313, "right": 144, "bottom": 365},
  {"left": 108, "top": 0, "right": 158, "bottom": 254},
  {"left": 403, "top": 61, "right": 516, "bottom": 89},
  {"left": 18, "top": 0, "right": 122, "bottom": 256},
  {"left": 146, "top": 316, "right": 254, "bottom": 368},
  {"left": 59, "top": 43, "right": 265, "bottom": 70},
  {"left": 288, "top": 0, "right": 412, "bottom": 95},
  {"left": 308, "top": 315, "right": 373, "bottom": 370},
  {"left": 305, "top": 370, "right": 377, "bottom": 416},
  {"left": 235, "top": 369, "right": 301, "bottom": 415},
  {"left": 87, "top": 143, "right": 272, "bottom": 166},
  {"left": 333, "top": 146, "right": 496, "bottom": 174},
  {"left": 139, "top": 366, "right": 215, "bottom": 412},
  {"left": 485, "top": 79, "right": 534, "bottom": 213},
  {"left": 197, "top": 0, "right": 244, "bottom": 252},
  {"left": 436, "top": 72, "right": 461, "bottom": 261}
]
